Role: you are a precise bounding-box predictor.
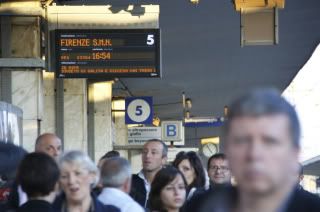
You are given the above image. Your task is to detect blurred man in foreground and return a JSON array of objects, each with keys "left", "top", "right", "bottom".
[{"left": 187, "top": 89, "right": 320, "bottom": 212}]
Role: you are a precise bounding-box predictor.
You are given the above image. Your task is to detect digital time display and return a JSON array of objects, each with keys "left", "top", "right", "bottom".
[{"left": 55, "top": 29, "right": 161, "bottom": 78}]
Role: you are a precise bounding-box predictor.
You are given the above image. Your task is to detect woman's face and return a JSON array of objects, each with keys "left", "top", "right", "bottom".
[
  {"left": 160, "top": 174, "right": 186, "bottom": 211},
  {"left": 60, "top": 162, "right": 95, "bottom": 204},
  {"left": 178, "top": 159, "right": 196, "bottom": 186}
]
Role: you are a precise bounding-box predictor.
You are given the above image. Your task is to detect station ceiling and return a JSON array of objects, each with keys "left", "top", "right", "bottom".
[
  {"left": 303, "top": 156, "right": 320, "bottom": 177},
  {"left": 60, "top": 0, "right": 320, "bottom": 122}
]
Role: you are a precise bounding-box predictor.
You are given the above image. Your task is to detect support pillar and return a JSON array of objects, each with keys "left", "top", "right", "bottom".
[
  {"left": 88, "top": 80, "right": 113, "bottom": 162},
  {"left": 63, "top": 79, "right": 87, "bottom": 151},
  {"left": 0, "top": 1, "right": 43, "bottom": 150}
]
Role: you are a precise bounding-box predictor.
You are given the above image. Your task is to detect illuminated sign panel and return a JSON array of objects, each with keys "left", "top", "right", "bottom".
[{"left": 55, "top": 29, "right": 161, "bottom": 78}]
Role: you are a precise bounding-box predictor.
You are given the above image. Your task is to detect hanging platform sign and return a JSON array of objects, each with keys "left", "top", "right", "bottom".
[
  {"left": 125, "top": 96, "right": 153, "bottom": 124},
  {"left": 55, "top": 29, "right": 161, "bottom": 78}
]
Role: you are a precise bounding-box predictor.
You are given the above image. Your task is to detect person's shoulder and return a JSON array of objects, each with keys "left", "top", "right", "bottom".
[
  {"left": 294, "top": 188, "right": 320, "bottom": 204},
  {"left": 52, "top": 192, "right": 65, "bottom": 210},
  {"left": 185, "top": 185, "right": 236, "bottom": 212},
  {"left": 103, "top": 204, "right": 121, "bottom": 212},
  {"left": 95, "top": 197, "right": 120, "bottom": 212},
  {"left": 193, "top": 187, "right": 206, "bottom": 197},
  {"left": 17, "top": 200, "right": 58, "bottom": 212},
  {"left": 132, "top": 173, "right": 142, "bottom": 181},
  {"left": 123, "top": 201, "right": 145, "bottom": 212},
  {"left": 131, "top": 173, "right": 145, "bottom": 187},
  {"left": 286, "top": 188, "right": 320, "bottom": 212}
]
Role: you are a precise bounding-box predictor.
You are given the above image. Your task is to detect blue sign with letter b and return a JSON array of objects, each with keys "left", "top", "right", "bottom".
[{"left": 166, "top": 125, "right": 177, "bottom": 136}]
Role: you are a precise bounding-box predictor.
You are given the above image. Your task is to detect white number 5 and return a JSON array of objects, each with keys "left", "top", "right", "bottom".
[{"left": 147, "top": 34, "right": 154, "bottom": 45}]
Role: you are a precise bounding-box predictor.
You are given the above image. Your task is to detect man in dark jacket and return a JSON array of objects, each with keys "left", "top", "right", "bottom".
[
  {"left": 207, "top": 153, "right": 231, "bottom": 190},
  {"left": 130, "top": 139, "right": 168, "bottom": 208},
  {"left": 187, "top": 89, "right": 320, "bottom": 212}
]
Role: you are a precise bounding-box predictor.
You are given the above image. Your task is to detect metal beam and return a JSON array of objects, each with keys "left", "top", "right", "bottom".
[
  {"left": 0, "top": 58, "right": 45, "bottom": 68},
  {"left": 0, "top": 7, "right": 43, "bottom": 17},
  {"left": 113, "top": 145, "right": 143, "bottom": 150},
  {"left": 0, "top": 16, "right": 12, "bottom": 103}
]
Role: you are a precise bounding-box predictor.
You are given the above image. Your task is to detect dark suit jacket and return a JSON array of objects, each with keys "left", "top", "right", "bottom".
[
  {"left": 286, "top": 187, "right": 320, "bottom": 212},
  {"left": 17, "top": 200, "right": 57, "bottom": 212},
  {"left": 186, "top": 185, "right": 320, "bottom": 212},
  {"left": 129, "top": 174, "right": 147, "bottom": 208}
]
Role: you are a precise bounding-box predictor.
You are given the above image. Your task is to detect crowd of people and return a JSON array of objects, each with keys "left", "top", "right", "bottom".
[{"left": 1, "top": 89, "right": 320, "bottom": 212}]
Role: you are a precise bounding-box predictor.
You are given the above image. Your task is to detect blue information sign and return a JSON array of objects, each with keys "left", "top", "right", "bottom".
[{"left": 125, "top": 97, "right": 153, "bottom": 124}]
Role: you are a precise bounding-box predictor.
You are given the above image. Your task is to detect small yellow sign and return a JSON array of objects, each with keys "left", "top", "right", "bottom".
[{"left": 201, "top": 137, "right": 220, "bottom": 145}]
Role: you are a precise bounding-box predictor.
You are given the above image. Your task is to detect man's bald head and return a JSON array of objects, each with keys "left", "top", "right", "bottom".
[{"left": 35, "top": 133, "right": 62, "bottom": 159}]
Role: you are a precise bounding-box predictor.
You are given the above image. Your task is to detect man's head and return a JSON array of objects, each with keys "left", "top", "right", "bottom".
[
  {"left": 207, "top": 153, "right": 231, "bottom": 185},
  {"left": 35, "top": 133, "right": 62, "bottom": 159},
  {"left": 225, "top": 89, "right": 300, "bottom": 196},
  {"left": 142, "top": 139, "right": 168, "bottom": 173},
  {"left": 100, "top": 157, "right": 132, "bottom": 193}
]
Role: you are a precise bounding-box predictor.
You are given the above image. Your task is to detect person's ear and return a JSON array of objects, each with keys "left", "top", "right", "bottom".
[
  {"left": 89, "top": 172, "right": 98, "bottom": 186},
  {"left": 299, "top": 175, "right": 304, "bottom": 182},
  {"left": 162, "top": 156, "right": 168, "bottom": 165}
]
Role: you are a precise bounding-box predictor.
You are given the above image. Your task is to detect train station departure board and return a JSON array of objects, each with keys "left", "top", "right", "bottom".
[{"left": 55, "top": 29, "right": 161, "bottom": 78}]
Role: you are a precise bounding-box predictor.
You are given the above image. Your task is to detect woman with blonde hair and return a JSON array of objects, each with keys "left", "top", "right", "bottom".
[{"left": 53, "top": 150, "right": 119, "bottom": 212}]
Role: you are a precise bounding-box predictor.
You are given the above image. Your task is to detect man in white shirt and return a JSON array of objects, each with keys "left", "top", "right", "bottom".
[{"left": 98, "top": 157, "right": 144, "bottom": 212}]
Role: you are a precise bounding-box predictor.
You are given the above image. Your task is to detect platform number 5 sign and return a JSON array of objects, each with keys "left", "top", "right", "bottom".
[{"left": 125, "top": 97, "right": 153, "bottom": 124}]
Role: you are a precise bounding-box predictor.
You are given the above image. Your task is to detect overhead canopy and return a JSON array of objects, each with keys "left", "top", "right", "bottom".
[
  {"left": 55, "top": 0, "right": 320, "bottom": 141},
  {"left": 303, "top": 156, "right": 320, "bottom": 177}
]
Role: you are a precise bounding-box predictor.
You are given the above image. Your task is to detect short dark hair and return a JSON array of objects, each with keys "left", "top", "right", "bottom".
[
  {"left": 145, "top": 139, "right": 168, "bottom": 157},
  {"left": 149, "top": 166, "right": 187, "bottom": 212},
  {"left": 225, "top": 89, "right": 301, "bottom": 148},
  {"left": 207, "top": 153, "right": 227, "bottom": 170},
  {"left": 99, "top": 150, "right": 120, "bottom": 161},
  {"left": 172, "top": 151, "right": 206, "bottom": 189},
  {"left": 17, "top": 152, "right": 60, "bottom": 198}
]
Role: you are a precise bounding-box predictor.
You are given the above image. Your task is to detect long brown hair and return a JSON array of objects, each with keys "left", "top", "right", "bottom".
[
  {"left": 149, "top": 166, "right": 187, "bottom": 212},
  {"left": 172, "top": 151, "right": 206, "bottom": 190}
]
